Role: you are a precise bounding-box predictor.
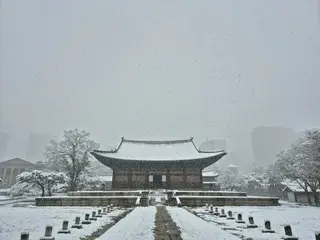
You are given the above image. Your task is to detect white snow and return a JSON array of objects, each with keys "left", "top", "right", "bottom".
[
  {"left": 94, "top": 138, "right": 225, "bottom": 161},
  {"left": 98, "top": 206, "right": 156, "bottom": 240},
  {"left": 202, "top": 171, "right": 219, "bottom": 177},
  {"left": 167, "top": 207, "right": 240, "bottom": 240},
  {"left": 0, "top": 195, "right": 10, "bottom": 200},
  {"left": 0, "top": 203, "right": 127, "bottom": 240},
  {"left": 192, "top": 204, "right": 320, "bottom": 240}
]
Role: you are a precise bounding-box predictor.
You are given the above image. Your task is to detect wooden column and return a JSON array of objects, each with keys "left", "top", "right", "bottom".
[
  {"left": 144, "top": 171, "right": 149, "bottom": 189},
  {"left": 183, "top": 168, "right": 187, "bottom": 188},
  {"left": 166, "top": 169, "right": 170, "bottom": 189},
  {"left": 112, "top": 169, "right": 116, "bottom": 189},
  {"left": 128, "top": 169, "right": 132, "bottom": 188}
]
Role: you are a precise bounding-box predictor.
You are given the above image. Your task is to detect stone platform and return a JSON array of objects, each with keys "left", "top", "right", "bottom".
[
  {"left": 166, "top": 190, "right": 279, "bottom": 206},
  {"left": 36, "top": 190, "right": 149, "bottom": 207},
  {"left": 35, "top": 190, "right": 279, "bottom": 207}
]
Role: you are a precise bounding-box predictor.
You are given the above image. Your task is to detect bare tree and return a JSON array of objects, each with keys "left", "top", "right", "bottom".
[
  {"left": 277, "top": 130, "right": 320, "bottom": 206},
  {"left": 45, "top": 129, "right": 100, "bottom": 191}
]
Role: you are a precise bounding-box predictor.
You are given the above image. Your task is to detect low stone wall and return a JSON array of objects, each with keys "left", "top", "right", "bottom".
[
  {"left": 67, "top": 190, "right": 148, "bottom": 197},
  {"left": 171, "top": 190, "right": 247, "bottom": 197},
  {"left": 175, "top": 196, "right": 279, "bottom": 206},
  {"left": 35, "top": 196, "right": 138, "bottom": 207}
]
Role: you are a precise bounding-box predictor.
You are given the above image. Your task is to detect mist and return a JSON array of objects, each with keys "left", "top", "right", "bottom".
[{"left": 1, "top": 0, "right": 320, "bottom": 169}]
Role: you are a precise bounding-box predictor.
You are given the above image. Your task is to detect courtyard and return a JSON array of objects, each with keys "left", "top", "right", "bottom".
[{"left": 1, "top": 199, "right": 319, "bottom": 240}]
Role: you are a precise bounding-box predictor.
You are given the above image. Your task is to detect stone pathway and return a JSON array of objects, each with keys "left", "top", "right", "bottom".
[{"left": 154, "top": 205, "right": 182, "bottom": 240}]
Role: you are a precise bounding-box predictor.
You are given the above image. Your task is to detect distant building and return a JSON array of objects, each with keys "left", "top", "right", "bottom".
[
  {"left": 0, "top": 158, "right": 37, "bottom": 187},
  {"left": 202, "top": 171, "right": 219, "bottom": 190},
  {"left": 92, "top": 138, "right": 226, "bottom": 189},
  {"left": 282, "top": 183, "right": 320, "bottom": 205},
  {"left": 227, "top": 164, "right": 239, "bottom": 174},
  {"left": 252, "top": 126, "right": 296, "bottom": 167}
]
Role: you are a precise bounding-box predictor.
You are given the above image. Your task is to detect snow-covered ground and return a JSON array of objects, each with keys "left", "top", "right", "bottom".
[
  {"left": 98, "top": 206, "right": 156, "bottom": 240},
  {"left": 191, "top": 204, "right": 320, "bottom": 240},
  {"left": 168, "top": 207, "right": 240, "bottom": 240},
  {"left": 0, "top": 203, "right": 127, "bottom": 240},
  {"left": 0, "top": 195, "right": 10, "bottom": 200}
]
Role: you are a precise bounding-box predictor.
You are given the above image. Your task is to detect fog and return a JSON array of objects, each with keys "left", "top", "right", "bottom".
[{"left": 1, "top": 0, "right": 320, "bottom": 168}]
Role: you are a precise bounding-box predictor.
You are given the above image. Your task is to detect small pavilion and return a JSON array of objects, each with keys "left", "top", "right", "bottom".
[{"left": 91, "top": 138, "right": 226, "bottom": 189}]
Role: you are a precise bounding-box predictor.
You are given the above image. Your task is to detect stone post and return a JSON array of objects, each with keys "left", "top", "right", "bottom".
[
  {"left": 40, "top": 225, "right": 54, "bottom": 240},
  {"left": 20, "top": 232, "right": 29, "bottom": 240},
  {"left": 58, "top": 221, "right": 71, "bottom": 234},
  {"left": 209, "top": 205, "right": 213, "bottom": 213},
  {"left": 75, "top": 217, "right": 80, "bottom": 225},
  {"left": 282, "top": 225, "right": 299, "bottom": 240},
  {"left": 262, "top": 220, "right": 275, "bottom": 233},
  {"left": 82, "top": 214, "right": 91, "bottom": 224},
  {"left": 247, "top": 216, "right": 258, "bottom": 228},
  {"left": 45, "top": 226, "right": 53, "bottom": 236},
  {"left": 214, "top": 207, "right": 219, "bottom": 216},
  {"left": 284, "top": 225, "right": 293, "bottom": 236},
  {"left": 220, "top": 208, "right": 226, "bottom": 218},
  {"left": 227, "top": 210, "right": 235, "bottom": 220},
  {"left": 72, "top": 216, "right": 83, "bottom": 229},
  {"left": 103, "top": 207, "right": 107, "bottom": 215},
  {"left": 97, "top": 209, "right": 102, "bottom": 217},
  {"left": 90, "top": 211, "right": 97, "bottom": 221},
  {"left": 62, "top": 221, "right": 68, "bottom": 230},
  {"left": 265, "top": 220, "right": 271, "bottom": 230},
  {"left": 236, "top": 213, "right": 245, "bottom": 223}
]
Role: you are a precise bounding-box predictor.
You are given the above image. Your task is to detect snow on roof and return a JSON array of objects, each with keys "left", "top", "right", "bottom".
[
  {"left": 228, "top": 164, "right": 238, "bottom": 168},
  {"left": 283, "top": 183, "right": 320, "bottom": 193},
  {"left": 202, "top": 171, "right": 219, "bottom": 177},
  {"left": 93, "top": 138, "right": 226, "bottom": 161},
  {"left": 0, "top": 158, "right": 35, "bottom": 167}
]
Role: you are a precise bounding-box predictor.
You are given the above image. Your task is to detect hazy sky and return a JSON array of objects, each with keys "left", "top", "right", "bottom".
[{"left": 1, "top": 0, "right": 320, "bottom": 158}]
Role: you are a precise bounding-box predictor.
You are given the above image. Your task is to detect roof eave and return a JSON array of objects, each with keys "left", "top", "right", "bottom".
[{"left": 91, "top": 151, "right": 226, "bottom": 169}]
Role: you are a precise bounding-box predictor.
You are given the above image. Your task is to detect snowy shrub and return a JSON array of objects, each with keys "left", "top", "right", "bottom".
[
  {"left": 13, "top": 170, "right": 69, "bottom": 197},
  {"left": 78, "top": 175, "right": 106, "bottom": 191},
  {"left": 217, "top": 169, "right": 247, "bottom": 191}
]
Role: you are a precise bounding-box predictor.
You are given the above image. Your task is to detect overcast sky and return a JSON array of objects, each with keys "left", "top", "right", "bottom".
[{"left": 1, "top": 0, "right": 320, "bottom": 159}]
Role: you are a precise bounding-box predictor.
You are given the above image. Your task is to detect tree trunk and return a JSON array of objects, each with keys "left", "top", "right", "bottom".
[
  {"left": 304, "top": 182, "right": 312, "bottom": 205},
  {"left": 47, "top": 181, "right": 52, "bottom": 196},
  {"left": 313, "top": 190, "right": 319, "bottom": 206},
  {"left": 41, "top": 186, "right": 45, "bottom": 197},
  {"left": 36, "top": 182, "right": 46, "bottom": 197}
]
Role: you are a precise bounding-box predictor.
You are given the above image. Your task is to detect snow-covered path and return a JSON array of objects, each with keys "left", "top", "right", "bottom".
[
  {"left": 167, "top": 207, "right": 240, "bottom": 240},
  {"left": 98, "top": 206, "right": 156, "bottom": 240}
]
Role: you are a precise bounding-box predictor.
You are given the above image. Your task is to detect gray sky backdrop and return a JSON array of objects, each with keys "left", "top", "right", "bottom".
[{"left": 1, "top": 0, "right": 320, "bottom": 160}]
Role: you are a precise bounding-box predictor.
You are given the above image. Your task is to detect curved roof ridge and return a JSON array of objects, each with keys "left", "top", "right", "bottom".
[{"left": 122, "top": 137, "right": 193, "bottom": 145}]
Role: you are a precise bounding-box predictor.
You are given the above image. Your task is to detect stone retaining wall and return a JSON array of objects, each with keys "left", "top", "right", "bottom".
[
  {"left": 67, "top": 190, "right": 148, "bottom": 197},
  {"left": 35, "top": 196, "right": 138, "bottom": 207},
  {"left": 175, "top": 196, "right": 279, "bottom": 206},
  {"left": 172, "top": 191, "right": 247, "bottom": 197}
]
